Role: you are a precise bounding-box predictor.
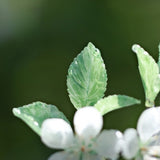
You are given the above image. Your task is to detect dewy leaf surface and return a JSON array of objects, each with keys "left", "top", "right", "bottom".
[
  {"left": 132, "top": 44, "right": 160, "bottom": 107},
  {"left": 12, "top": 101, "right": 69, "bottom": 136},
  {"left": 67, "top": 42, "right": 107, "bottom": 109},
  {"left": 94, "top": 95, "right": 140, "bottom": 115}
]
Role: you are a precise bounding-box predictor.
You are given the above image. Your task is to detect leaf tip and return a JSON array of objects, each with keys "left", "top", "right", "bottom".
[
  {"left": 132, "top": 44, "right": 140, "bottom": 53},
  {"left": 132, "top": 44, "right": 149, "bottom": 56},
  {"left": 87, "top": 42, "right": 98, "bottom": 52},
  {"left": 12, "top": 108, "right": 21, "bottom": 116},
  {"left": 87, "top": 42, "right": 94, "bottom": 47},
  {"left": 136, "top": 99, "right": 141, "bottom": 104}
]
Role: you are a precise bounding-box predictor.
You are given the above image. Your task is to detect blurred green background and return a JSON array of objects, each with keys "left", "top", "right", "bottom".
[{"left": 1, "top": 0, "right": 160, "bottom": 159}]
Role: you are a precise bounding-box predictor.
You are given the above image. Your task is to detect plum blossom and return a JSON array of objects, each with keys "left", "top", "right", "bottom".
[
  {"left": 121, "top": 107, "right": 160, "bottom": 160},
  {"left": 40, "top": 107, "right": 122, "bottom": 160}
]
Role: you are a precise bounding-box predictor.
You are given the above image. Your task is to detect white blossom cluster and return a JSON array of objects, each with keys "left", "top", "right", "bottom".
[{"left": 41, "top": 107, "right": 160, "bottom": 160}]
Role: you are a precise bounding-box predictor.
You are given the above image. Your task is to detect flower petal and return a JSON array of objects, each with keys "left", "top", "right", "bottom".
[
  {"left": 143, "top": 155, "right": 160, "bottom": 160},
  {"left": 95, "top": 130, "right": 122, "bottom": 159},
  {"left": 41, "top": 118, "right": 74, "bottom": 149},
  {"left": 83, "top": 153, "right": 104, "bottom": 160},
  {"left": 149, "top": 131, "right": 160, "bottom": 146},
  {"left": 147, "top": 146, "right": 160, "bottom": 157},
  {"left": 74, "top": 107, "right": 103, "bottom": 140},
  {"left": 48, "top": 151, "right": 79, "bottom": 160},
  {"left": 122, "top": 128, "right": 139, "bottom": 159},
  {"left": 137, "top": 107, "right": 160, "bottom": 143}
]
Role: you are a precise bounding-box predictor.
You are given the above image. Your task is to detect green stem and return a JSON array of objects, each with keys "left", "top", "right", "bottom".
[{"left": 79, "top": 152, "right": 83, "bottom": 160}]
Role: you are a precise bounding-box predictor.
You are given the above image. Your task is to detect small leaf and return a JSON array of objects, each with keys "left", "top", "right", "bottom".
[
  {"left": 12, "top": 101, "right": 70, "bottom": 136},
  {"left": 132, "top": 44, "right": 160, "bottom": 107},
  {"left": 67, "top": 42, "right": 107, "bottom": 109},
  {"left": 94, "top": 95, "right": 140, "bottom": 115}
]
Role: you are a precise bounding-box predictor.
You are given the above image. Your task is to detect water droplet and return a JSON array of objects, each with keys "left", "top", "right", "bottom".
[
  {"left": 34, "top": 121, "right": 39, "bottom": 126},
  {"left": 143, "top": 51, "right": 148, "bottom": 55},
  {"left": 132, "top": 44, "right": 140, "bottom": 52},
  {"left": 116, "top": 131, "right": 123, "bottom": 138}
]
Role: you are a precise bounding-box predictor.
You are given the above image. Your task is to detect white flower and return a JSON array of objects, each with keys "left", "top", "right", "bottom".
[
  {"left": 41, "top": 107, "right": 122, "bottom": 160},
  {"left": 121, "top": 107, "right": 160, "bottom": 160}
]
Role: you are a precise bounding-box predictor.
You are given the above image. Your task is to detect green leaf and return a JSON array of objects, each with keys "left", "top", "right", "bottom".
[
  {"left": 67, "top": 42, "right": 107, "bottom": 109},
  {"left": 12, "top": 101, "right": 70, "bottom": 136},
  {"left": 158, "top": 43, "right": 160, "bottom": 71},
  {"left": 94, "top": 95, "right": 140, "bottom": 115},
  {"left": 132, "top": 44, "right": 160, "bottom": 107}
]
